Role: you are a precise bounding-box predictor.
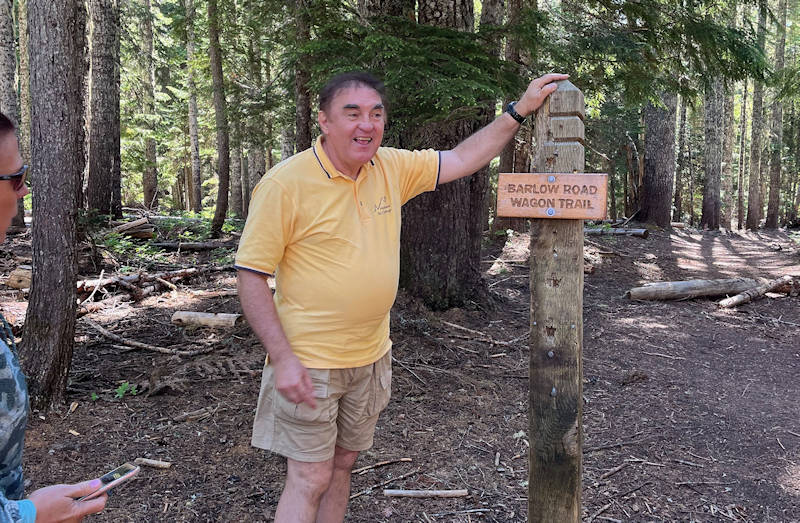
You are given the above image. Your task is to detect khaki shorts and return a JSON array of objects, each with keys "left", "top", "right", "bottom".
[{"left": 251, "top": 350, "right": 392, "bottom": 462}]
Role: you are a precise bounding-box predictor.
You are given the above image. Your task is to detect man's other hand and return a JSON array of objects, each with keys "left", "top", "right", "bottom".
[
  {"left": 515, "top": 73, "right": 570, "bottom": 117},
  {"left": 273, "top": 353, "right": 317, "bottom": 408}
]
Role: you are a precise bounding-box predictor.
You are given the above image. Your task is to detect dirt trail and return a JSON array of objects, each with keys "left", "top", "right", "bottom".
[{"left": 15, "top": 228, "right": 800, "bottom": 522}]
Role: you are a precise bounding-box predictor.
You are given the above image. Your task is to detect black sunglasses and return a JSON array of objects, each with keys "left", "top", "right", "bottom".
[{"left": 0, "top": 165, "right": 29, "bottom": 191}]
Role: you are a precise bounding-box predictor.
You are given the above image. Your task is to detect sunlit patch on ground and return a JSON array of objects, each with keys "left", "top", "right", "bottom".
[{"left": 779, "top": 463, "right": 800, "bottom": 497}]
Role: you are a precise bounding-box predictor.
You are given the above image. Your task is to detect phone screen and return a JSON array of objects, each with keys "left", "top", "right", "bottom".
[
  {"left": 79, "top": 463, "right": 140, "bottom": 501},
  {"left": 99, "top": 463, "right": 137, "bottom": 485}
]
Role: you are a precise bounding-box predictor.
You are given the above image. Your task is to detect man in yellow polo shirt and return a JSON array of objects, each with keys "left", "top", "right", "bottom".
[{"left": 235, "top": 70, "right": 567, "bottom": 522}]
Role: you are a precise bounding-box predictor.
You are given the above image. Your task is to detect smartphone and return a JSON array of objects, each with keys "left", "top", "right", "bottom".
[{"left": 79, "top": 463, "right": 140, "bottom": 501}]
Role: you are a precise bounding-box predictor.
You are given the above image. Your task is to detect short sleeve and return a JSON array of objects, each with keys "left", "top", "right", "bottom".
[
  {"left": 234, "top": 179, "right": 295, "bottom": 275},
  {"left": 380, "top": 148, "right": 440, "bottom": 204}
]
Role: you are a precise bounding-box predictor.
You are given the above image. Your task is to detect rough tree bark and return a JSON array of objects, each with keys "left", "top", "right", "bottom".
[
  {"left": 746, "top": 0, "right": 766, "bottom": 229},
  {"left": 0, "top": 0, "right": 25, "bottom": 227},
  {"left": 23, "top": 0, "right": 85, "bottom": 409},
  {"left": 86, "top": 0, "right": 120, "bottom": 217},
  {"left": 230, "top": 104, "right": 244, "bottom": 218},
  {"left": 701, "top": 79, "right": 724, "bottom": 230},
  {"left": 721, "top": 85, "right": 734, "bottom": 230},
  {"left": 208, "top": 0, "right": 230, "bottom": 237},
  {"left": 673, "top": 96, "right": 687, "bottom": 222},
  {"left": 495, "top": 0, "right": 529, "bottom": 233},
  {"left": 184, "top": 0, "right": 202, "bottom": 212},
  {"left": 765, "top": 0, "right": 787, "bottom": 229},
  {"left": 0, "top": 0, "right": 18, "bottom": 128},
  {"left": 640, "top": 92, "right": 677, "bottom": 227},
  {"left": 399, "top": 0, "right": 488, "bottom": 309},
  {"left": 140, "top": 0, "right": 158, "bottom": 209},
  {"left": 294, "top": 0, "right": 311, "bottom": 152},
  {"left": 737, "top": 79, "right": 748, "bottom": 229}
]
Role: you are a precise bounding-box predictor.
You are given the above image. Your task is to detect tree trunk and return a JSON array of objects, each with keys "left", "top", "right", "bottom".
[
  {"left": 280, "top": 125, "right": 294, "bottom": 161},
  {"left": 264, "top": 53, "right": 274, "bottom": 170},
  {"left": 1, "top": 0, "right": 25, "bottom": 227},
  {"left": 688, "top": 113, "right": 696, "bottom": 225},
  {"left": 17, "top": 0, "right": 31, "bottom": 169},
  {"left": 294, "top": 0, "right": 311, "bottom": 152},
  {"left": 721, "top": 85, "right": 734, "bottom": 230},
  {"left": 184, "top": 0, "right": 202, "bottom": 212},
  {"left": 494, "top": 0, "right": 529, "bottom": 233},
  {"left": 208, "top": 0, "right": 229, "bottom": 237},
  {"left": 230, "top": 145, "right": 243, "bottom": 218},
  {"left": 746, "top": 0, "right": 767, "bottom": 229},
  {"left": 358, "top": 0, "right": 414, "bottom": 18},
  {"left": 737, "top": 79, "right": 748, "bottom": 230},
  {"left": 0, "top": 0, "right": 18, "bottom": 126},
  {"left": 765, "top": 0, "right": 787, "bottom": 229},
  {"left": 399, "top": 0, "right": 486, "bottom": 310},
  {"left": 23, "top": 0, "right": 85, "bottom": 410},
  {"left": 700, "top": 79, "right": 723, "bottom": 230},
  {"left": 624, "top": 133, "right": 639, "bottom": 217},
  {"left": 86, "top": 0, "right": 119, "bottom": 217},
  {"left": 640, "top": 92, "right": 677, "bottom": 227},
  {"left": 794, "top": 102, "right": 800, "bottom": 224},
  {"left": 673, "top": 96, "right": 687, "bottom": 222},
  {"left": 229, "top": 91, "right": 243, "bottom": 218},
  {"left": 140, "top": 0, "right": 158, "bottom": 209},
  {"left": 608, "top": 153, "right": 617, "bottom": 221}
]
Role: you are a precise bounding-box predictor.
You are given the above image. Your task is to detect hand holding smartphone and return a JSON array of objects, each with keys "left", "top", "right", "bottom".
[{"left": 79, "top": 463, "right": 140, "bottom": 501}]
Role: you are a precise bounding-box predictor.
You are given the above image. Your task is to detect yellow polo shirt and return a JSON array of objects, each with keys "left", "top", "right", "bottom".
[{"left": 235, "top": 136, "right": 440, "bottom": 369}]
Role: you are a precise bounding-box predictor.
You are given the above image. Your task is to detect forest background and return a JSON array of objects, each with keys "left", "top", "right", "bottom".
[{"left": 0, "top": 0, "right": 798, "bottom": 407}]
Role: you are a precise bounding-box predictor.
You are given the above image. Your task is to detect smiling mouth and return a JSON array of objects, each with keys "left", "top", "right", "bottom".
[{"left": 354, "top": 137, "right": 372, "bottom": 144}]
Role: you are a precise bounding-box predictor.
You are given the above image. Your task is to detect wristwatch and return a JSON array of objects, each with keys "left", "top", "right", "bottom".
[{"left": 505, "top": 101, "right": 526, "bottom": 124}]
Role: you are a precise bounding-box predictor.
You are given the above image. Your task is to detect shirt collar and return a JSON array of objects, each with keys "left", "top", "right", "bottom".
[{"left": 312, "top": 135, "right": 375, "bottom": 180}]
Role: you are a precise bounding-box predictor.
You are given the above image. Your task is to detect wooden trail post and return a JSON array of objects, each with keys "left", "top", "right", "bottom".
[{"left": 496, "top": 81, "right": 599, "bottom": 522}]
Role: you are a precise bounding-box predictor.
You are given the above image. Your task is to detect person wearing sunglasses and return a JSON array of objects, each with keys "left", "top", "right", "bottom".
[{"left": 0, "top": 112, "right": 107, "bottom": 522}]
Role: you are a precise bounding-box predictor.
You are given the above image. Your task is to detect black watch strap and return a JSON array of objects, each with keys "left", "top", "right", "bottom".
[{"left": 505, "top": 101, "right": 526, "bottom": 124}]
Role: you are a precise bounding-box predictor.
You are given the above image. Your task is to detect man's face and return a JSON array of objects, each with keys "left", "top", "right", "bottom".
[{"left": 318, "top": 85, "right": 385, "bottom": 177}]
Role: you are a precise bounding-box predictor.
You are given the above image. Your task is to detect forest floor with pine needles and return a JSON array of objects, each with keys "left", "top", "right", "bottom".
[{"left": 6, "top": 224, "right": 800, "bottom": 522}]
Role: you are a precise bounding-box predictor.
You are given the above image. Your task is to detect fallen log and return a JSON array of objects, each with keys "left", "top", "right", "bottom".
[
  {"left": 77, "top": 267, "right": 202, "bottom": 294},
  {"left": 171, "top": 311, "right": 244, "bottom": 328},
  {"left": 83, "top": 318, "right": 212, "bottom": 357},
  {"left": 109, "top": 217, "right": 149, "bottom": 235},
  {"left": 718, "top": 275, "right": 794, "bottom": 308},
  {"left": 625, "top": 278, "right": 761, "bottom": 301},
  {"left": 5, "top": 267, "right": 31, "bottom": 290},
  {"left": 383, "top": 489, "right": 468, "bottom": 498},
  {"left": 584, "top": 228, "right": 649, "bottom": 239},
  {"left": 76, "top": 295, "right": 131, "bottom": 317},
  {"left": 134, "top": 458, "right": 172, "bottom": 469}
]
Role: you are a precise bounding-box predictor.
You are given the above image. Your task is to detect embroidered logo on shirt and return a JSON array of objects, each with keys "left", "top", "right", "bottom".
[{"left": 361, "top": 196, "right": 392, "bottom": 216}]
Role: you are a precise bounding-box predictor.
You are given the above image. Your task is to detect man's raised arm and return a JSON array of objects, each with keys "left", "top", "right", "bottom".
[{"left": 438, "top": 73, "right": 569, "bottom": 185}]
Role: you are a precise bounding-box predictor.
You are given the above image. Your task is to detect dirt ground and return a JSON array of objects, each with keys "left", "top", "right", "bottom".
[{"left": 6, "top": 225, "right": 800, "bottom": 522}]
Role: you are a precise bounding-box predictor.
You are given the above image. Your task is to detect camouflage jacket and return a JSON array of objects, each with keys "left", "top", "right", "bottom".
[{"left": 0, "top": 336, "right": 29, "bottom": 523}]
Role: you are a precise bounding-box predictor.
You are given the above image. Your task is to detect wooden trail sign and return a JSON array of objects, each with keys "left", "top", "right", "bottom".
[
  {"left": 524, "top": 80, "right": 586, "bottom": 522},
  {"left": 497, "top": 172, "right": 608, "bottom": 219}
]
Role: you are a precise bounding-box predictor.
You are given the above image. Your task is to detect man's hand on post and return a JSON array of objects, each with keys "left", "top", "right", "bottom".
[
  {"left": 272, "top": 353, "right": 317, "bottom": 408},
  {"left": 514, "top": 73, "right": 570, "bottom": 118}
]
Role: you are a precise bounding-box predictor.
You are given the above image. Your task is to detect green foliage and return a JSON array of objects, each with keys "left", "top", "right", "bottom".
[
  {"left": 90, "top": 392, "right": 99, "bottom": 402},
  {"left": 299, "top": 9, "right": 525, "bottom": 148},
  {"left": 550, "top": 0, "right": 767, "bottom": 105},
  {"left": 115, "top": 381, "right": 138, "bottom": 399}
]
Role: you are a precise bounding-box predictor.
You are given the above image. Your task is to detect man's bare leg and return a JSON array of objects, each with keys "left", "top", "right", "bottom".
[
  {"left": 316, "top": 446, "right": 359, "bottom": 523},
  {"left": 275, "top": 458, "right": 334, "bottom": 523}
]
